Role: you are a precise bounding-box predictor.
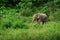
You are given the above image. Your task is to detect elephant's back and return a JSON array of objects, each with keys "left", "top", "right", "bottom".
[
  {"left": 40, "top": 13, "right": 47, "bottom": 17},
  {"left": 38, "top": 13, "right": 47, "bottom": 21}
]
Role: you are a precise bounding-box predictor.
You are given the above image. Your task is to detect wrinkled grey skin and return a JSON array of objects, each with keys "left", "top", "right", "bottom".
[{"left": 32, "top": 13, "right": 48, "bottom": 24}]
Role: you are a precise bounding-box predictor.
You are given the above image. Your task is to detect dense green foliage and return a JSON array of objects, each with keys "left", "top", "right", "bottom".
[
  {"left": 0, "top": 0, "right": 60, "bottom": 40},
  {"left": 0, "top": 22, "right": 60, "bottom": 40}
]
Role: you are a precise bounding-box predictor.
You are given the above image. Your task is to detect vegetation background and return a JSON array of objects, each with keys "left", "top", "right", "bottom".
[{"left": 0, "top": 0, "right": 60, "bottom": 40}]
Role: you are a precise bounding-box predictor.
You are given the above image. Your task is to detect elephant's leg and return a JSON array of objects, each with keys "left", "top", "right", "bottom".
[
  {"left": 42, "top": 21, "right": 44, "bottom": 24},
  {"left": 37, "top": 19, "right": 40, "bottom": 24},
  {"left": 42, "top": 21, "right": 46, "bottom": 24},
  {"left": 42, "top": 18, "right": 47, "bottom": 24},
  {"left": 32, "top": 17, "right": 36, "bottom": 23}
]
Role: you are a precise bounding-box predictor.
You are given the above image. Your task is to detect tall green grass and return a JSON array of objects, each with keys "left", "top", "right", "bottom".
[{"left": 0, "top": 22, "right": 60, "bottom": 40}]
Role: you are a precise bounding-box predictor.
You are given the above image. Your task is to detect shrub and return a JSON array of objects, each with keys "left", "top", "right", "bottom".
[
  {"left": 3, "top": 22, "right": 12, "bottom": 29},
  {"left": 13, "top": 23, "right": 29, "bottom": 29},
  {"left": 21, "top": 8, "right": 32, "bottom": 17}
]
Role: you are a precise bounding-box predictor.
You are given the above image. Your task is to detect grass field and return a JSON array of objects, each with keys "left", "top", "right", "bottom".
[{"left": 0, "top": 21, "right": 60, "bottom": 40}]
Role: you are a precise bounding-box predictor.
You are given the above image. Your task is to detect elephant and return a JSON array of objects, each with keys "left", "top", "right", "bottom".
[{"left": 32, "top": 13, "right": 48, "bottom": 24}]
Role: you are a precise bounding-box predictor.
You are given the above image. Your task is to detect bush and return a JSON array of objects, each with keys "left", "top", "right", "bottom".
[
  {"left": 13, "top": 23, "right": 29, "bottom": 29},
  {"left": 3, "top": 22, "right": 12, "bottom": 29},
  {"left": 21, "top": 10, "right": 31, "bottom": 17}
]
